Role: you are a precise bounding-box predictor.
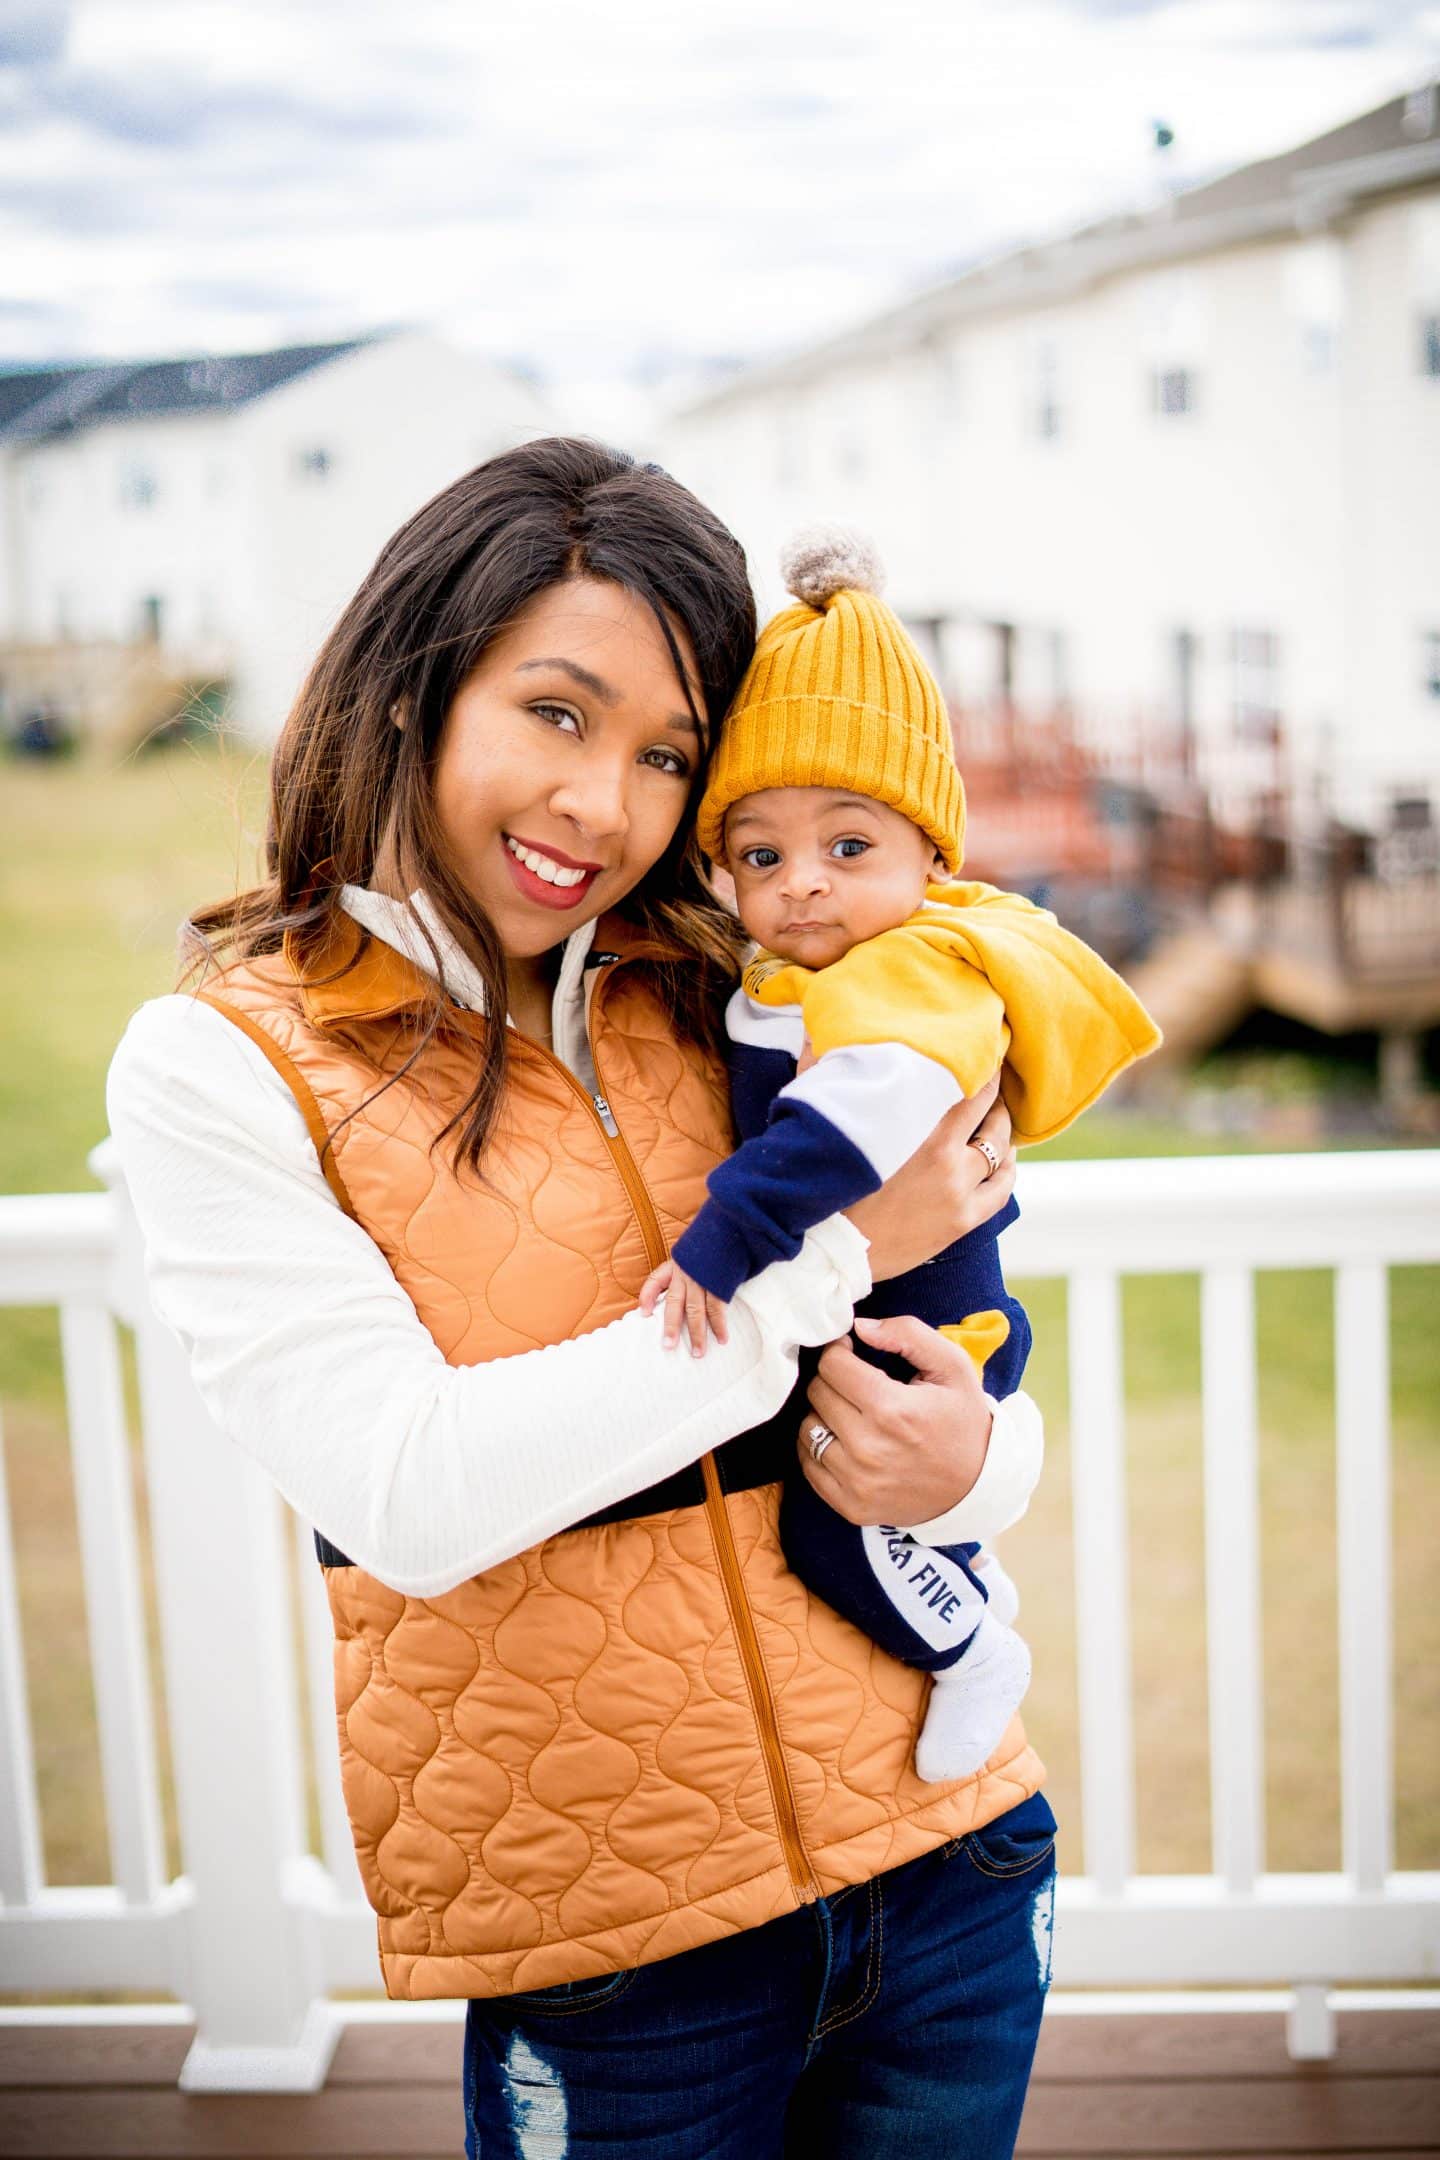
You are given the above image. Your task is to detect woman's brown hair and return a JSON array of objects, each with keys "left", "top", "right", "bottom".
[{"left": 184, "top": 436, "right": 755, "bottom": 1173}]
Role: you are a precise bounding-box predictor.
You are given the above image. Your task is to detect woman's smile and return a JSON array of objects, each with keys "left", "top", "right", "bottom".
[{"left": 502, "top": 832, "right": 605, "bottom": 909}]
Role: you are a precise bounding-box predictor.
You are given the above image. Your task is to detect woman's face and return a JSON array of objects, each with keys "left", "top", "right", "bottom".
[{"left": 432, "top": 577, "right": 705, "bottom": 960}]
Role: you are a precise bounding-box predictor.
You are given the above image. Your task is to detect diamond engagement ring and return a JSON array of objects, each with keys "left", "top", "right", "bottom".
[
  {"left": 807, "top": 1421, "right": 837, "bottom": 1465},
  {"left": 969, "top": 1135, "right": 1002, "bottom": 1179}
]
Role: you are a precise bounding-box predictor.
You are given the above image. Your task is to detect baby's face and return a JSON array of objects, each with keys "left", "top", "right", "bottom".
[{"left": 723, "top": 787, "right": 943, "bottom": 968}]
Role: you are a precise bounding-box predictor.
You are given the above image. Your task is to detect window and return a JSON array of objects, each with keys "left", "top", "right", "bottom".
[
  {"left": 1152, "top": 366, "right": 1194, "bottom": 417},
  {"left": 1230, "top": 628, "right": 1281, "bottom": 744},
  {"left": 920, "top": 335, "right": 958, "bottom": 424},
  {"left": 1139, "top": 270, "right": 1205, "bottom": 420},
  {"left": 294, "top": 446, "right": 333, "bottom": 480},
  {"left": 776, "top": 399, "right": 806, "bottom": 490},
  {"left": 1029, "top": 338, "right": 1062, "bottom": 440},
  {"left": 834, "top": 431, "right": 866, "bottom": 481},
  {"left": 1286, "top": 238, "right": 1343, "bottom": 376},
  {"left": 139, "top": 595, "right": 164, "bottom": 643},
  {"left": 118, "top": 462, "right": 157, "bottom": 510},
  {"left": 1424, "top": 630, "right": 1440, "bottom": 700},
  {"left": 1046, "top": 627, "right": 1070, "bottom": 704},
  {"left": 1301, "top": 323, "right": 1338, "bottom": 374},
  {"left": 1409, "top": 201, "right": 1440, "bottom": 375}
]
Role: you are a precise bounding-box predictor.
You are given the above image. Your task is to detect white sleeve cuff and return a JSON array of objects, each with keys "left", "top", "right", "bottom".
[
  {"left": 901, "top": 1388, "right": 1044, "bottom": 1546},
  {"left": 733, "top": 1210, "right": 872, "bottom": 1351}
]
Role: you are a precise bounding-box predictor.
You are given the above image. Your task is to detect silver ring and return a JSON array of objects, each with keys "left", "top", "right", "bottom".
[
  {"left": 969, "top": 1135, "right": 1001, "bottom": 1179},
  {"left": 807, "top": 1421, "right": 836, "bottom": 1465}
]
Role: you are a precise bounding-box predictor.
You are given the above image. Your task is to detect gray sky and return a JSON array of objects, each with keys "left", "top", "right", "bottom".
[{"left": 3, "top": 0, "right": 1438, "bottom": 425}]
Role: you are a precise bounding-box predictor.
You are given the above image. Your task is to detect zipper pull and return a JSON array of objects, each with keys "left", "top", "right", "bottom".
[{"left": 593, "top": 1092, "right": 612, "bottom": 1120}]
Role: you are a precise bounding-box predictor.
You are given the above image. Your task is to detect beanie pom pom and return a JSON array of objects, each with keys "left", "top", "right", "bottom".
[{"left": 779, "top": 525, "right": 885, "bottom": 609}]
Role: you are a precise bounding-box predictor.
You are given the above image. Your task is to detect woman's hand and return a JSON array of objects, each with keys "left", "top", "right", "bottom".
[
  {"left": 845, "top": 1073, "right": 1014, "bottom": 1282},
  {"left": 797, "top": 1314, "right": 993, "bottom": 1526}
]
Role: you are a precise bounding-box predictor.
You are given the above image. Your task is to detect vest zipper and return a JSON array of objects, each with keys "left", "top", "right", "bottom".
[
  {"left": 515, "top": 986, "right": 821, "bottom": 1907},
  {"left": 697, "top": 1449, "right": 820, "bottom": 1903}
]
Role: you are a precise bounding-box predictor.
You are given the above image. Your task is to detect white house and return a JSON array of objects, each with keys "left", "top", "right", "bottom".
[
  {"left": 0, "top": 330, "right": 553, "bottom": 739},
  {"left": 662, "top": 86, "right": 1440, "bottom": 836}
]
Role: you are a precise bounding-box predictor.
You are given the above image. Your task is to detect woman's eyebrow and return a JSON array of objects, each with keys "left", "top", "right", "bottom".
[
  {"left": 516, "top": 656, "right": 699, "bottom": 736},
  {"left": 516, "top": 657, "right": 619, "bottom": 705}
]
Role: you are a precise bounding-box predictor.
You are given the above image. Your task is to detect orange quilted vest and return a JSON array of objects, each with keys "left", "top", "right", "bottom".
[{"left": 201, "top": 908, "right": 1044, "bottom": 2000}]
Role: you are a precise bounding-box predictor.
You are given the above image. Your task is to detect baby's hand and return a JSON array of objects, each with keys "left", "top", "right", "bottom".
[{"left": 639, "top": 1259, "right": 732, "bottom": 1357}]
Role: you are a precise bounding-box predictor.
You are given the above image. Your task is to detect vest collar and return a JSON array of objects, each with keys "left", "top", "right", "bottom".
[{"left": 284, "top": 889, "right": 662, "bottom": 1034}]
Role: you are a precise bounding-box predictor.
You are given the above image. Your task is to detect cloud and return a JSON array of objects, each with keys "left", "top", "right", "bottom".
[
  {"left": 4, "top": 57, "right": 447, "bottom": 151},
  {"left": 0, "top": 2, "right": 69, "bottom": 68},
  {"left": 0, "top": 0, "right": 1433, "bottom": 390}
]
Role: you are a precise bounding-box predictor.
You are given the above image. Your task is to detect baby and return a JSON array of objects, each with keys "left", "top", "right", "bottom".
[{"left": 643, "top": 530, "right": 1160, "bottom": 1782}]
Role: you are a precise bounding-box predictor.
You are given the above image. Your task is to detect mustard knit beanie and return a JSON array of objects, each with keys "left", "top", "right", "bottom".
[{"left": 696, "top": 526, "right": 965, "bottom": 873}]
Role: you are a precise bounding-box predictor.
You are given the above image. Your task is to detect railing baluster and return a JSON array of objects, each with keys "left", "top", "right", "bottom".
[
  {"left": 292, "top": 1509, "right": 362, "bottom": 1898},
  {"left": 0, "top": 1408, "right": 45, "bottom": 1906},
  {"left": 1334, "top": 1260, "right": 1393, "bottom": 1892},
  {"left": 57, "top": 1295, "right": 167, "bottom": 1904},
  {"left": 1067, "top": 1269, "right": 1135, "bottom": 1892},
  {"left": 1201, "top": 1266, "right": 1265, "bottom": 1892}
]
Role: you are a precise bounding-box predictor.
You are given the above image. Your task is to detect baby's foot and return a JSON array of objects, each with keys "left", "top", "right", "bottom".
[
  {"left": 915, "top": 1617, "right": 1032, "bottom": 1783},
  {"left": 969, "top": 1548, "right": 1020, "bottom": 1628}
]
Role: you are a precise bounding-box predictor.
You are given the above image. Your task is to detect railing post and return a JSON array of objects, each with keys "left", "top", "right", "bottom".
[
  {"left": 1067, "top": 1269, "right": 1136, "bottom": 1893},
  {"left": 1200, "top": 1267, "right": 1264, "bottom": 1893},
  {"left": 1334, "top": 1260, "right": 1393, "bottom": 1893},
  {"left": 96, "top": 1148, "right": 340, "bottom": 2092}
]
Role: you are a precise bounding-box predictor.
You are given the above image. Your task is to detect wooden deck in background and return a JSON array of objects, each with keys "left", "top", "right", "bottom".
[{"left": 0, "top": 1999, "right": 1436, "bottom": 2158}]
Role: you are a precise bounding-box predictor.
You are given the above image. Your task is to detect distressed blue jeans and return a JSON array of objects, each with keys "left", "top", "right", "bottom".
[{"left": 462, "top": 1789, "right": 1056, "bottom": 2158}]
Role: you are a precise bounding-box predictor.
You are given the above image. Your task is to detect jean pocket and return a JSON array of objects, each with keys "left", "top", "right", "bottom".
[
  {"left": 503, "top": 1967, "right": 639, "bottom": 2018},
  {"left": 958, "top": 1790, "right": 1058, "bottom": 1879}
]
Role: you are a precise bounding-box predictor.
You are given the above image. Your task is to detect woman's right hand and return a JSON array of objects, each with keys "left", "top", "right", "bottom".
[{"left": 845, "top": 1072, "right": 1015, "bottom": 1281}]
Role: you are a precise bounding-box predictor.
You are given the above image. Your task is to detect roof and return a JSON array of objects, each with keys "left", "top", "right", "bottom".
[
  {"left": 0, "top": 337, "right": 373, "bottom": 444},
  {"left": 678, "top": 81, "right": 1440, "bottom": 414}
]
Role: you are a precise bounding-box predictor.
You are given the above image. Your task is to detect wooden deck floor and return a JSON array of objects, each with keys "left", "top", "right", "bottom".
[{"left": 0, "top": 1999, "right": 1436, "bottom": 2157}]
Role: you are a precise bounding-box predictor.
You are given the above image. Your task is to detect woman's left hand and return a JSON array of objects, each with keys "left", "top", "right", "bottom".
[{"left": 797, "top": 1314, "right": 992, "bottom": 1526}]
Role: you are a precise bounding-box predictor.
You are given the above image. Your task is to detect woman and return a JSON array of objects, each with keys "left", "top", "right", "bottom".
[{"left": 108, "top": 439, "right": 1055, "bottom": 2157}]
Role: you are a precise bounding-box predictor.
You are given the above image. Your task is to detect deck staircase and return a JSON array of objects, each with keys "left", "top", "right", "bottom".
[{"left": 1123, "top": 925, "right": 1256, "bottom": 1070}]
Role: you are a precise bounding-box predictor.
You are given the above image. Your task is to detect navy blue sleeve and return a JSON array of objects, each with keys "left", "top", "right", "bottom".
[{"left": 672, "top": 1096, "right": 881, "bottom": 1300}]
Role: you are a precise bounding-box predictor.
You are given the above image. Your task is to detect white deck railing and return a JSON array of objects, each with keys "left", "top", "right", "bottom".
[{"left": 0, "top": 1145, "right": 1436, "bottom": 2089}]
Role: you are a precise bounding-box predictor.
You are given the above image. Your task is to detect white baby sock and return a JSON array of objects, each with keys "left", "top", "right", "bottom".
[
  {"left": 968, "top": 1547, "right": 1020, "bottom": 1628},
  {"left": 915, "top": 1615, "right": 1032, "bottom": 1784}
]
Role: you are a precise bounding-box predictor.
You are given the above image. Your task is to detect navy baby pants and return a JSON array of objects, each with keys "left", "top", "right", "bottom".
[{"left": 780, "top": 1228, "right": 1032, "bottom": 1676}]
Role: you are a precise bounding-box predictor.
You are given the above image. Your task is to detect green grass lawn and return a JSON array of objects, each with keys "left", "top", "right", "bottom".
[{"left": 2, "top": 740, "right": 1436, "bottom": 1907}]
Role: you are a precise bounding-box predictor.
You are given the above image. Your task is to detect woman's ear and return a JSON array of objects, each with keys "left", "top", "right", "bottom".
[{"left": 389, "top": 699, "right": 407, "bottom": 732}]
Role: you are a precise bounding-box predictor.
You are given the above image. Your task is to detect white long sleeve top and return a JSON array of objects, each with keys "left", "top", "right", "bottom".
[{"left": 105, "top": 890, "right": 1042, "bottom": 1598}]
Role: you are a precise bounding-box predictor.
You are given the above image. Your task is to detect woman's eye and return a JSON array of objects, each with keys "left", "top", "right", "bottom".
[
  {"left": 533, "top": 702, "right": 582, "bottom": 735},
  {"left": 742, "top": 847, "right": 781, "bottom": 870},
  {"left": 641, "top": 746, "right": 691, "bottom": 778},
  {"left": 833, "top": 837, "right": 869, "bottom": 859}
]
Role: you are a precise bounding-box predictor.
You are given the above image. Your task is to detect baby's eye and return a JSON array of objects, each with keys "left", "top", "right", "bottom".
[
  {"left": 532, "top": 701, "right": 581, "bottom": 735},
  {"left": 832, "top": 837, "right": 870, "bottom": 859},
  {"left": 741, "top": 846, "right": 781, "bottom": 871}
]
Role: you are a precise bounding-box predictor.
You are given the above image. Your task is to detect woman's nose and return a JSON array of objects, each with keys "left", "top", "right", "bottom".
[{"left": 551, "top": 758, "right": 630, "bottom": 847}]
